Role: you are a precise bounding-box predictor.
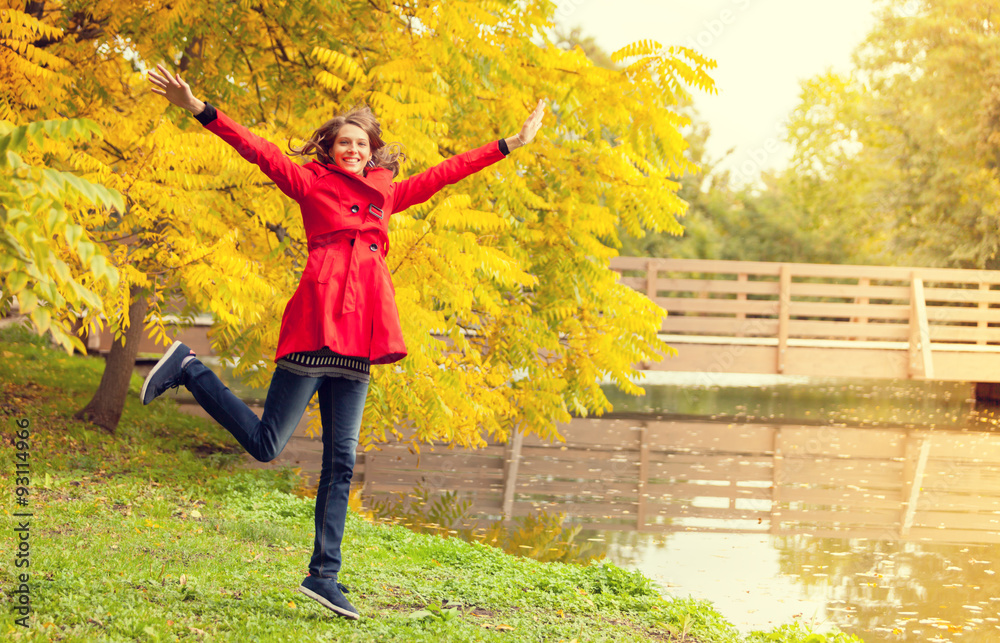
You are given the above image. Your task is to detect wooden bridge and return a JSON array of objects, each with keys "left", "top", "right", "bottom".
[
  {"left": 84, "top": 256, "right": 1000, "bottom": 387},
  {"left": 610, "top": 257, "right": 1000, "bottom": 385}
]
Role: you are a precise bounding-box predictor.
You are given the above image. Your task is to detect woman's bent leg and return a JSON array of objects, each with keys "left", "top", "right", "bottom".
[
  {"left": 310, "top": 376, "right": 368, "bottom": 578},
  {"left": 184, "top": 361, "right": 322, "bottom": 462}
]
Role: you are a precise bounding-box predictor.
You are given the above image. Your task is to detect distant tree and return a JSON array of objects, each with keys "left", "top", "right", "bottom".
[
  {"left": 785, "top": 0, "right": 1000, "bottom": 269},
  {"left": 554, "top": 26, "right": 854, "bottom": 265},
  {"left": 613, "top": 116, "right": 856, "bottom": 265}
]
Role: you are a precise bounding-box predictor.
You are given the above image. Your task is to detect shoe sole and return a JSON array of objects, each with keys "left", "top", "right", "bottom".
[
  {"left": 140, "top": 340, "right": 185, "bottom": 405},
  {"left": 297, "top": 585, "right": 360, "bottom": 620}
]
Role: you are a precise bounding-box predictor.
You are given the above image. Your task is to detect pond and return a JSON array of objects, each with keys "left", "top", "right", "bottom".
[
  {"left": 357, "top": 374, "right": 1000, "bottom": 642},
  {"left": 202, "top": 364, "right": 1000, "bottom": 642}
]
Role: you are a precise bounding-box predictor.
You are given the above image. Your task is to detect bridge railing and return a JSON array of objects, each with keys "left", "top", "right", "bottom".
[{"left": 610, "top": 257, "right": 1000, "bottom": 379}]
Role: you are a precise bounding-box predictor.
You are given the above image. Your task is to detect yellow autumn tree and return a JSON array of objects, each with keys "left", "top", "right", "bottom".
[
  {"left": 0, "top": 118, "right": 122, "bottom": 351},
  {"left": 2, "top": 0, "right": 715, "bottom": 442}
]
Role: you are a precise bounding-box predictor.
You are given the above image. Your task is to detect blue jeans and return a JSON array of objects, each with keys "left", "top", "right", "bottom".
[{"left": 183, "top": 360, "right": 368, "bottom": 578}]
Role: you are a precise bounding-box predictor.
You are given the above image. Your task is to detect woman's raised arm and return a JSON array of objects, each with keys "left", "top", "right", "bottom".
[
  {"left": 390, "top": 99, "right": 546, "bottom": 214},
  {"left": 147, "top": 64, "right": 314, "bottom": 200}
]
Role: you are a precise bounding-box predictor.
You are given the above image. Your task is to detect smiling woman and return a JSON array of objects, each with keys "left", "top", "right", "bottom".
[
  {"left": 143, "top": 62, "right": 545, "bottom": 620},
  {"left": 333, "top": 124, "right": 371, "bottom": 174}
]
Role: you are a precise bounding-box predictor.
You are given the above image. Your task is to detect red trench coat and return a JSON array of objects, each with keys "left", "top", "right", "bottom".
[{"left": 199, "top": 106, "right": 507, "bottom": 364}]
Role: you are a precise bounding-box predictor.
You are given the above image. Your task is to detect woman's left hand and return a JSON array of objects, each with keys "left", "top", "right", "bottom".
[{"left": 517, "top": 99, "right": 546, "bottom": 146}]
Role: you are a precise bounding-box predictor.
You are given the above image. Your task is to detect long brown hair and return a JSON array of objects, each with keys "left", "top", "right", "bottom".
[{"left": 288, "top": 105, "right": 404, "bottom": 177}]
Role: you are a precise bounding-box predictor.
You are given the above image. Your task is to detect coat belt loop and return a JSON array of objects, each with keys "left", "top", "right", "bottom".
[{"left": 341, "top": 230, "right": 362, "bottom": 315}]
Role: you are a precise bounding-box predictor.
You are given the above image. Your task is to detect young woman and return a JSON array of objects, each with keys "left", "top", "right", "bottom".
[{"left": 143, "top": 63, "right": 544, "bottom": 620}]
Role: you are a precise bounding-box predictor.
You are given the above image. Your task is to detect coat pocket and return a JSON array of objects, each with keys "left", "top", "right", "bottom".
[{"left": 317, "top": 249, "right": 336, "bottom": 284}]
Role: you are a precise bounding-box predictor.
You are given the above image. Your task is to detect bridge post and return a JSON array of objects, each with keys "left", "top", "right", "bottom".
[
  {"left": 777, "top": 265, "right": 791, "bottom": 374},
  {"left": 909, "top": 274, "right": 934, "bottom": 379},
  {"left": 645, "top": 259, "right": 657, "bottom": 301},
  {"left": 736, "top": 273, "right": 747, "bottom": 337},
  {"left": 852, "top": 277, "right": 870, "bottom": 340}
]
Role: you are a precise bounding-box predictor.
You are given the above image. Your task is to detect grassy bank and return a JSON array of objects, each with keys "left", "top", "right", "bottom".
[{"left": 0, "top": 326, "right": 862, "bottom": 642}]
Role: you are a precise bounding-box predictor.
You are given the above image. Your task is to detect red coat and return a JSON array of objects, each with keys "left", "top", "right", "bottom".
[{"left": 201, "top": 108, "right": 507, "bottom": 364}]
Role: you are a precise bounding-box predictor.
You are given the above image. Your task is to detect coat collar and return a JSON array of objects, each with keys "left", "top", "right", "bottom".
[{"left": 308, "top": 161, "right": 393, "bottom": 194}]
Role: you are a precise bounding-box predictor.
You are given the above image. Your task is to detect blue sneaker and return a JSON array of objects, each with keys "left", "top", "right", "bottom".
[
  {"left": 140, "top": 341, "right": 194, "bottom": 405},
  {"left": 297, "top": 575, "right": 359, "bottom": 620}
]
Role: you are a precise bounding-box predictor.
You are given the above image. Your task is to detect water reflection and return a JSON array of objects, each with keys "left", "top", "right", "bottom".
[
  {"left": 365, "top": 484, "right": 606, "bottom": 564},
  {"left": 775, "top": 536, "right": 1000, "bottom": 641},
  {"left": 357, "top": 408, "right": 1000, "bottom": 641}
]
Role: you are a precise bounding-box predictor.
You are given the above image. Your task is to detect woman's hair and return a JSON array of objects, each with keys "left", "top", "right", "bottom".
[{"left": 288, "top": 105, "right": 404, "bottom": 177}]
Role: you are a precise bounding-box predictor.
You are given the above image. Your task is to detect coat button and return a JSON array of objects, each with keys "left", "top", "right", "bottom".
[
  {"left": 350, "top": 205, "right": 359, "bottom": 213},
  {"left": 369, "top": 243, "right": 379, "bottom": 252}
]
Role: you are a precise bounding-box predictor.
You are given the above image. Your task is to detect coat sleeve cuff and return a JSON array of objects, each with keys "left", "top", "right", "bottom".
[
  {"left": 498, "top": 138, "right": 510, "bottom": 156},
  {"left": 194, "top": 102, "right": 218, "bottom": 126}
]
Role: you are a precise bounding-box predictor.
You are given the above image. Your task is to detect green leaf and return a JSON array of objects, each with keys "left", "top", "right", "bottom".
[
  {"left": 77, "top": 239, "right": 95, "bottom": 265},
  {"left": 3, "top": 125, "right": 27, "bottom": 154},
  {"left": 33, "top": 307, "right": 51, "bottom": 335},
  {"left": 7, "top": 270, "right": 29, "bottom": 294},
  {"left": 47, "top": 207, "right": 65, "bottom": 234},
  {"left": 18, "top": 290, "right": 38, "bottom": 315},
  {"left": 1, "top": 149, "right": 21, "bottom": 169},
  {"left": 52, "top": 259, "right": 71, "bottom": 283},
  {"left": 65, "top": 223, "right": 82, "bottom": 248}
]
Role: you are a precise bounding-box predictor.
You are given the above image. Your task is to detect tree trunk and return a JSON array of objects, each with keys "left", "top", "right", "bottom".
[{"left": 75, "top": 285, "right": 149, "bottom": 433}]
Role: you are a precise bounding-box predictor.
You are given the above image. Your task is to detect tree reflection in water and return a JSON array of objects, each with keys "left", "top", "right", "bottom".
[
  {"left": 773, "top": 535, "right": 1000, "bottom": 642},
  {"left": 365, "top": 482, "right": 609, "bottom": 564}
]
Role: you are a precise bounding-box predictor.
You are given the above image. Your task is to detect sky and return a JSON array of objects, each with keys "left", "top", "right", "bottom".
[{"left": 555, "top": 0, "right": 881, "bottom": 186}]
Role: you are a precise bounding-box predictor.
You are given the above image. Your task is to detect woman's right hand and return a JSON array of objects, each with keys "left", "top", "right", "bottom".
[{"left": 148, "top": 63, "right": 205, "bottom": 115}]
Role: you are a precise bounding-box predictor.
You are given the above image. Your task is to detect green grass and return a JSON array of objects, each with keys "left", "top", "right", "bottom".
[{"left": 0, "top": 324, "right": 864, "bottom": 642}]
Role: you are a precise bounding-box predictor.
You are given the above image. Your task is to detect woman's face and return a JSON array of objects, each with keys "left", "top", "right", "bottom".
[{"left": 332, "top": 123, "right": 372, "bottom": 176}]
